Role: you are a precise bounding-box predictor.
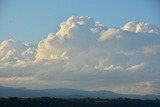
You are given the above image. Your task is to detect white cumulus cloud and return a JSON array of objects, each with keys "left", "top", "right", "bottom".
[{"left": 121, "top": 21, "right": 160, "bottom": 33}]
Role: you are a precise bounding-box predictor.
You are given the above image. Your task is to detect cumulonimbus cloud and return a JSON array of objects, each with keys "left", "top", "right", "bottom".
[{"left": 0, "top": 16, "right": 160, "bottom": 94}]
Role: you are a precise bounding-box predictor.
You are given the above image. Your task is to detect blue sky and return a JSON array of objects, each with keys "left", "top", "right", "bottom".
[{"left": 0, "top": 0, "right": 160, "bottom": 43}]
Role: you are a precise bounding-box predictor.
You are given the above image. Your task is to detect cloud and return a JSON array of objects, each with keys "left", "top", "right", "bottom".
[
  {"left": 0, "top": 76, "right": 34, "bottom": 82},
  {"left": 121, "top": 21, "right": 160, "bottom": 33},
  {"left": 0, "top": 16, "right": 160, "bottom": 94},
  {"left": 56, "top": 16, "right": 96, "bottom": 38},
  {"left": 142, "top": 45, "right": 160, "bottom": 56},
  {"left": 116, "top": 51, "right": 136, "bottom": 56},
  {"left": 94, "top": 62, "right": 124, "bottom": 71},
  {"left": 113, "top": 80, "right": 160, "bottom": 95},
  {"left": 35, "top": 33, "right": 69, "bottom": 62},
  {"left": 126, "top": 62, "right": 144, "bottom": 71},
  {"left": 99, "top": 28, "right": 122, "bottom": 41},
  {"left": 0, "top": 39, "right": 36, "bottom": 67}
]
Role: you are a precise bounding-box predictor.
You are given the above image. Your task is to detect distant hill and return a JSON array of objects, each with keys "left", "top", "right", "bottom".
[{"left": 0, "top": 86, "right": 159, "bottom": 99}]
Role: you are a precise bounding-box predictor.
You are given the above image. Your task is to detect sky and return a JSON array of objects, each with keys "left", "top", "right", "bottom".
[
  {"left": 0, "top": 0, "right": 160, "bottom": 95},
  {"left": 0, "top": 0, "right": 160, "bottom": 43}
]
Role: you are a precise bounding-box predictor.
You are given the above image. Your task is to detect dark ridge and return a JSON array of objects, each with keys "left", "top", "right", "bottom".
[{"left": 0, "top": 86, "right": 160, "bottom": 99}]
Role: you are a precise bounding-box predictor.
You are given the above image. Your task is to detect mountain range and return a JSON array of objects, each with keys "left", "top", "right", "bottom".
[{"left": 0, "top": 86, "right": 159, "bottom": 99}]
